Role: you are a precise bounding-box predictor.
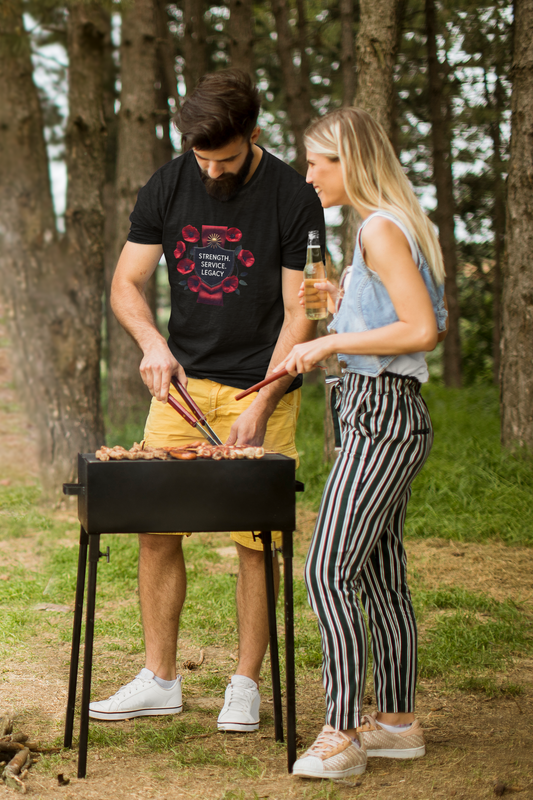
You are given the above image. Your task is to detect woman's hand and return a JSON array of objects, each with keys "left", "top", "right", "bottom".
[
  {"left": 298, "top": 279, "right": 339, "bottom": 314},
  {"left": 273, "top": 336, "right": 337, "bottom": 376}
]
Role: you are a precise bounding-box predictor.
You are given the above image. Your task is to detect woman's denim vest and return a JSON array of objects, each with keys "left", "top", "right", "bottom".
[{"left": 329, "top": 211, "right": 448, "bottom": 377}]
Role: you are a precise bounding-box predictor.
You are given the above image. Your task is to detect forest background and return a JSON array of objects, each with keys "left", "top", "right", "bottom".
[
  {"left": 0, "top": 0, "right": 532, "bottom": 490},
  {"left": 1, "top": 2, "right": 533, "bottom": 798}
]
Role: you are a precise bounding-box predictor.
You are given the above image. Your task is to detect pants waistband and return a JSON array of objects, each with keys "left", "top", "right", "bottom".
[{"left": 342, "top": 370, "right": 422, "bottom": 395}]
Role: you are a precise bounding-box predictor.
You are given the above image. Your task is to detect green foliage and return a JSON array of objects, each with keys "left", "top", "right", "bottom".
[
  {"left": 0, "top": 484, "right": 52, "bottom": 538},
  {"left": 295, "top": 381, "right": 332, "bottom": 508},
  {"left": 457, "top": 676, "right": 523, "bottom": 697},
  {"left": 407, "top": 385, "right": 533, "bottom": 545},
  {"left": 396, "top": 0, "right": 512, "bottom": 385},
  {"left": 296, "top": 383, "right": 533, "bottom": 547},
  {"left": 456, "top": 256, "right": 495, "bottom": 384},
  {"left": 418, "top": 599, "right": 531, "bottom": 680}
]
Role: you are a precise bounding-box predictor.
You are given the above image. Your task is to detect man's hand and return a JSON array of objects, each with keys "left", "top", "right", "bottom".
[
  {"left": 226, "top": 397, "right": 275, "bottom": 447},
  {"left": 140, "top": 339, "right": 187, "bottom": 403}
]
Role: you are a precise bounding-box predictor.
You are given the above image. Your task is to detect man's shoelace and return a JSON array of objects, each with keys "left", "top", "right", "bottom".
[
  {"left": 226, "top": 686, "right": 254, "bottom": 711},
  {"left": 112, "top": 677, "right": 151, "bottom": 699}
]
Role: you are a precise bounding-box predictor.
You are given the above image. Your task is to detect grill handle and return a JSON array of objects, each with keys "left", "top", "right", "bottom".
[
  {"left": 63, "top": 483, "right": 85, "bottom": 496},
  {"left": 294, "top": 480, "right": 304, "bottom": 493}
]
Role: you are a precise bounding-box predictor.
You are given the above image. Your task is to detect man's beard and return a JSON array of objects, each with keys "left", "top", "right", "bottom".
[{"left": 200, "top": 145, "right": 254, "bottom": 202}]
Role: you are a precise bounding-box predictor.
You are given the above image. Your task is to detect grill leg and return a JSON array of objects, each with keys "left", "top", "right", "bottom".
[
  {"left": 78, "top": 533, "right": 100, "bottom": 779},
  {"left": 283, "top": 529, "right": 296, "bottom": 772},
  {"left": 261, "top": 531, "right": 283, "bottom": 743},
  {"left": 64, "top": 526, "right": 89, "bottom": 749}
]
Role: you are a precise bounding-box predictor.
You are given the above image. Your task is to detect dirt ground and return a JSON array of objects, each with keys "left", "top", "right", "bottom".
[{"left": 1, "top": 313, "right": 532, "bottom": 800}]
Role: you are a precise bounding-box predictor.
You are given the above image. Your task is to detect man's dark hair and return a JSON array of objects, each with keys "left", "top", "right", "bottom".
[{"left": 174, "top": 69, "right": 260, "bottom": 151}]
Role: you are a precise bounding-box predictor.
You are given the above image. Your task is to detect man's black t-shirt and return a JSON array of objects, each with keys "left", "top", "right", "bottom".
[{"left": 128, "top": 147, "right": 325, "bottom": 391}]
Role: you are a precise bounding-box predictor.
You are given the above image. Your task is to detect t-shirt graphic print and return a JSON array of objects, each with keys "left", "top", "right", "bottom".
[{"left": 175, "top": 224, "right": 254, "bottom": 306}]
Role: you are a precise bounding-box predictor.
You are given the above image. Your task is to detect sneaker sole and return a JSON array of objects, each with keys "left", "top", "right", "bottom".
[
  {"left": 89, "top": 705, "right": 183, "bottom": 721},
  {"left": 366, "top": 745, "right": 426, "bottom": 759},
  {"left": 217, "top": 722, "right": 259, "bottom": 732},
  {"left": 293, "top": 763, "right": 367, "bottom": 779}
]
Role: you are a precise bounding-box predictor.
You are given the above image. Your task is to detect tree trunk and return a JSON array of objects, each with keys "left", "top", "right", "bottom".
[
  {"left": 500, "top": 0, "right": 533, "bottom": 449},
  {"left": 0, "top": 1, "right": 107, "bottom": 492},
  {"left": 296, "top": 0, "right": 312, "bottom": 113},
  {"left": 490, "top": 74, "right": 506, "bottom": 386},
  {"left": 389, "top": 0, "right": 407, "bottom": 155},
  {"left": 154, "top": 37, "right": 175, "bottom": 170},
  {"left": 183, "top": 0, "right": 208, "bottom": 95},
  {"left": 340, "top": 0, "right": 356, "bottom": 107},
  {"left": 271, "top": 0, "right": 314, "bottom": 173},
  {"left": 354, "top": 0, "right": 401, "bottom": 136},
  {"left": 425, "top": 0, "right": 462, "bottom": 387},
  {"left": 154, "top": 0, "right": 181, "bottom": 113},
  {"left": 105, "top": 0, "right": 159, "bottom": 428},
  {"left": 229, "top": 0, "right": 254, "bottom": 73}
]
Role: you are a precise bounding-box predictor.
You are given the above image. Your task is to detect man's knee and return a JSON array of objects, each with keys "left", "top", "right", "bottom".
[
  {"left": 139, "top": 533, "right": 184, "bottom": 558},
  {"left": 235, "top": 541, "right": 264, "bottom": 568}
]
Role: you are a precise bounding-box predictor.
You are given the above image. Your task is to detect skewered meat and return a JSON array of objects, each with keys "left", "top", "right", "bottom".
[
  {"left": 95, "top": 444, "right": 171, "bottom": 461},
  {"left": 95, "top": 443, "right": 265, "bottom": 461}
]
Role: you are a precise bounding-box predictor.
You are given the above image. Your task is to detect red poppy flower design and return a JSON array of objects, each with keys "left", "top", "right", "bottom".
[
  {"left": 238, "top": 250, "right": 255, "bottom": 268},
  {"left": 182, "top": 225, "right": 200, "bottom": 242},
  {"left": 174, "top": 241, "right": 186, "bottom": 259},
  {"left": 226, "top": 227, "right": 242, "bottom": 242},
  {"left": 177, "top": 258, "right": 195, "bottom": 274},
  {"left": 188, "top": 275, "right": 201, "bottom": 292},
  {"left": 222, "top": 276, "right": 239, "bottom": 293}
]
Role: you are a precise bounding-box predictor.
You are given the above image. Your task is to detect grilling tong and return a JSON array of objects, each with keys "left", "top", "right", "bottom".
[{"left": 167, "top": 377, "right": 222, "bottom": 446}]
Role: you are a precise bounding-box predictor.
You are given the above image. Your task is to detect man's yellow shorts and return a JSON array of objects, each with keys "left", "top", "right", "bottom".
[{"left": 143, "top": 378, "right": 301, "bottom": 551}]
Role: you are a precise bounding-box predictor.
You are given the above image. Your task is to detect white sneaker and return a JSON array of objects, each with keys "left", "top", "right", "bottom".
[
  {"left": 217, "top": 675, "right": 260, "bottom": 732},
  {"left": 88, "top": 669, "right": 183, "bottom": 720},
  {"left": 293, "top": 726, "right": 367, "bottom": 779}
]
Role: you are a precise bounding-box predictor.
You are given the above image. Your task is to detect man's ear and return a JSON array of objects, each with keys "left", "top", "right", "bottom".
[{"left": 250, "top": 126, "right": 261, "bottom": 144}]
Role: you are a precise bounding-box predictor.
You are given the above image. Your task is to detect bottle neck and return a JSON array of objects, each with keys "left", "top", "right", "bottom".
[{"left": 306, "top": 245, "right": 323, "bottom": 264}]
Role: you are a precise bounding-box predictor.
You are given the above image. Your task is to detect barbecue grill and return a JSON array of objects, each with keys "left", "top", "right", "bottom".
[{"left": 63, "top": 452, "right": 302, "bottom": 778}]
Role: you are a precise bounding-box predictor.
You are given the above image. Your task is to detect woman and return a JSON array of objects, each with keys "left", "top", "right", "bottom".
[{"left": 275, "top": 108, "right": 447, "bottom": 780}]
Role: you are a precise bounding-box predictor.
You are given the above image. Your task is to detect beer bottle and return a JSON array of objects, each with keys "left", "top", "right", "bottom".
[{"left": 304, "top": 230, "right": 328, "bottom": 320}]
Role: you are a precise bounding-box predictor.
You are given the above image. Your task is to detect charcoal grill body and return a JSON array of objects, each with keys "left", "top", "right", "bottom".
[{"left": 64, "top": 453, "right": 301, "bottom": 778}]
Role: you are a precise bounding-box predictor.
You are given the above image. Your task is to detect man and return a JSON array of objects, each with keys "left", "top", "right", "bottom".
[{"left": 89, "top": 69, "right": 325, "bottom": 732}]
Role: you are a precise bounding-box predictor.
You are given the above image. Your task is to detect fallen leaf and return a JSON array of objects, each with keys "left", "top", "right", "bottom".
[{"left": 33, "top": 603, "right": 71, "bottom": 613}]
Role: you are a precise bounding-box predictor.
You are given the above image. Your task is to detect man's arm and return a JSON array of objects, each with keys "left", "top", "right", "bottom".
[
  {"left": 111, "top": 241, "right": 187, "bottom": 400},
  {"left": 225, "top": 268, "right": 316, "bottom": 446}
]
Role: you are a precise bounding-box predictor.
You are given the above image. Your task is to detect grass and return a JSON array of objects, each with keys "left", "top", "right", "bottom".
[
  {"left": 297, "top": 381, "right": 533, "bottom": 546},
  {"left": 407, "top": 385, "right": 533, "bottom": 545},
  {"left": 416, "top": 592, "right": 532, "bottom": 681},
  {"left": 1, "top": 382, "right": 533, "bottom": 777}
]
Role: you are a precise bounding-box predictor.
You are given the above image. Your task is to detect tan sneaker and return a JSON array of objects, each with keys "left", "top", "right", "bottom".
[
  {"left": 292, "top": 725, "right": 367, "bottom": 779},
  {"left": 357, "top": 714, "right": 425, "bottom": 758}
]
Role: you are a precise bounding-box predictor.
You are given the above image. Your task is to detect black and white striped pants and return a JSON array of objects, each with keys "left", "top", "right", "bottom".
[{"left": 305, "top": 371, "right": 433, "bottom": 730}]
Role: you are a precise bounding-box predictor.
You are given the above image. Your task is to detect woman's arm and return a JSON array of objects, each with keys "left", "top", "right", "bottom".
[{"left": 275, "top": 217, "right": 439, "bottom": 375}]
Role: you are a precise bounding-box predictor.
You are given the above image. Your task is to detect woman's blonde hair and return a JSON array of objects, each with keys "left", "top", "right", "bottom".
[{"left": 304, "top": 107, "right": 445, "bottom": 285}]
